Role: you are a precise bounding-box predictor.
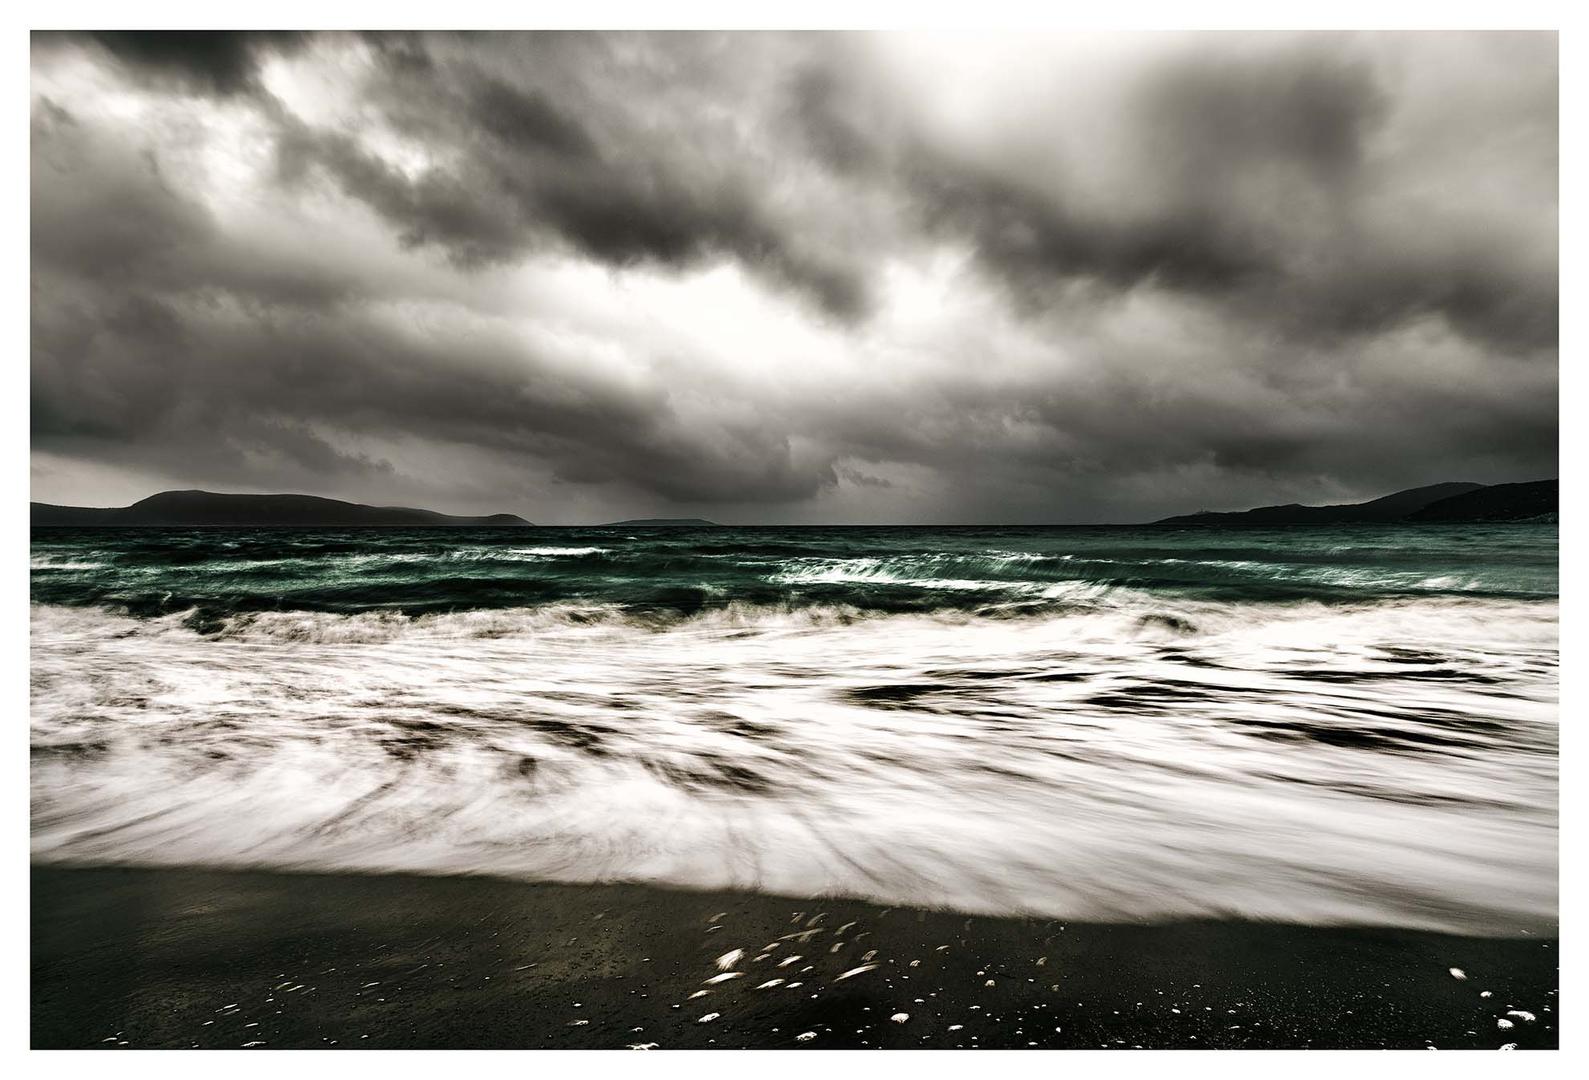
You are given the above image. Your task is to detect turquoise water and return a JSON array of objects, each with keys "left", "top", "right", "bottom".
[
  {"left": 30, "top": 524, "right": 1558, "bottom": 934},
  {"left": 28, "top": 523, "right": 1559, "bottom": 621}
]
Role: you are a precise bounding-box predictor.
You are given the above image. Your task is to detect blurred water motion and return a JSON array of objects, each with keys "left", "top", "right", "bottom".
[{"left": 30, "top": 524, "right": 1557, "bottom": 934}]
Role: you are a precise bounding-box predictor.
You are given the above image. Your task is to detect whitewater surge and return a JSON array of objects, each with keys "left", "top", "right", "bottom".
[{"left": 30, "top": 523, "right": 1559, "bottom": 935}]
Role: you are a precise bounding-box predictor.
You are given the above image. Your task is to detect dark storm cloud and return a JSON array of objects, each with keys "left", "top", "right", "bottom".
[
  {"left": 37, "top": 270, "right": 836, "bottom": 505},
  {"left": 30, "top": 97, "right": 210, "bottom": 281},
  {"left": 269, "top": 33, "right": 873, "bottom": 319},
  {"left": 30, "top": 93, "right": 833, "bottom": 505},
  {"left": 31, "top": 97, "right": 359, "bottom": 313},
  {"left": 467, "top": 73, "right": 598, "bottom": 158},
  {"left": 790, "top": 56, "right": 1283, "bottom": 297},
  {"left": 60, "top": 31, "right": 307, "bottom": 97},
  {"left": 794, "top": 35, "right": 1555, "bottom": 353},
  {"left": 29, "top": 31, "right": 1557, "bottom": 522}
]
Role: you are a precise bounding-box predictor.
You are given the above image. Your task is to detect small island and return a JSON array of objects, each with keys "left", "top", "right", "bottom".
[{"left": 599, "top": 518, "right": 720, "bottom": 527}]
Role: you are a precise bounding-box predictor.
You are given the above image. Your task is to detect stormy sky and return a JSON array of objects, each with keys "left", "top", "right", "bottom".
[{"left": 30, "top": 31, "right": 1557, "bottom": 524}]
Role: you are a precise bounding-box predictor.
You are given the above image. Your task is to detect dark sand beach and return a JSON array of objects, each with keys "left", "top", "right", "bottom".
[{"left": 32, "top": 865, "right": 1557, "bottom": 1050}]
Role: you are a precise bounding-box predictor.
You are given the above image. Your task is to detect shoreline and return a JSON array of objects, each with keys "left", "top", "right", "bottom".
[{"left": 32, "top": 864, "right": 1557, "bottom": 1050}]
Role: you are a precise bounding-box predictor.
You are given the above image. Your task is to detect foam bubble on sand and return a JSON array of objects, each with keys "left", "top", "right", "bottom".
[{"left": 835, "top": 964, "right": 878, "bottom": 981}]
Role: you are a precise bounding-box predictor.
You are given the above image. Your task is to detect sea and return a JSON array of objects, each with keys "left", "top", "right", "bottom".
[{"left": 29, "top": 523, "right": 1558, "bottom": 936}]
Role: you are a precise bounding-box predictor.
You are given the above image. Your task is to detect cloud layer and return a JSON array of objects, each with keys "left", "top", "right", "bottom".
[{"left": 30, "top": 31, "right": 1557, "bottom": 522}]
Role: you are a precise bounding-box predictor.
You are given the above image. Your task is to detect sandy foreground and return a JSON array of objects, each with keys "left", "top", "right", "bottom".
[{"left": 32, "top": 865, "right": 1557, "bottom": 1050}]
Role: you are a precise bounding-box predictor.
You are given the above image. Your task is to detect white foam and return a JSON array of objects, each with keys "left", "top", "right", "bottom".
[
  {"left": 29, "top": 596, "right": 1558, "bottom": 935},
  {"left": 30, "top": 557, "right": 107, "bottom": 571}
]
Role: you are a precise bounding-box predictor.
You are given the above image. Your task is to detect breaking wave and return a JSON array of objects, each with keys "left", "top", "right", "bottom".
[{"left": 30, "top": 579, "right": 1557, "bottom": 935}]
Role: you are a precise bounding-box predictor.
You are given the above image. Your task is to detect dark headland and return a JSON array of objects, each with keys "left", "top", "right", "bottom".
[
  {"left": 30, "top": 490, "right": 530, "bottom": 527},
  {"left": 1155, "top": 479, "right": 1557, "bottom": 526}
]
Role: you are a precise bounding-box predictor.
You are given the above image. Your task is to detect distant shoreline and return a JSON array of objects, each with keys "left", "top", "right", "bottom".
[
  {"left": 30, "top": 519, "right": 1558, "bottom": 531},
  {"left": 31, "top": 478, "right": 1556, "bottom": 529}
]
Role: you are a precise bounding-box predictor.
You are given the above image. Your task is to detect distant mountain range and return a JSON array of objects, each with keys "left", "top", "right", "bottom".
[
  {"left": 1155, "top": 479, "right": 1557, "bottom": 526},
  {"left": 31, "top": 490, "right": 531, "bottom": 527}
]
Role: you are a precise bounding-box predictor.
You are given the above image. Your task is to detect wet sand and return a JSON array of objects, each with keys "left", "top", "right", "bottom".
[{"left": 32, "top": 865, "right": 1557, "bottom": 1050}]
